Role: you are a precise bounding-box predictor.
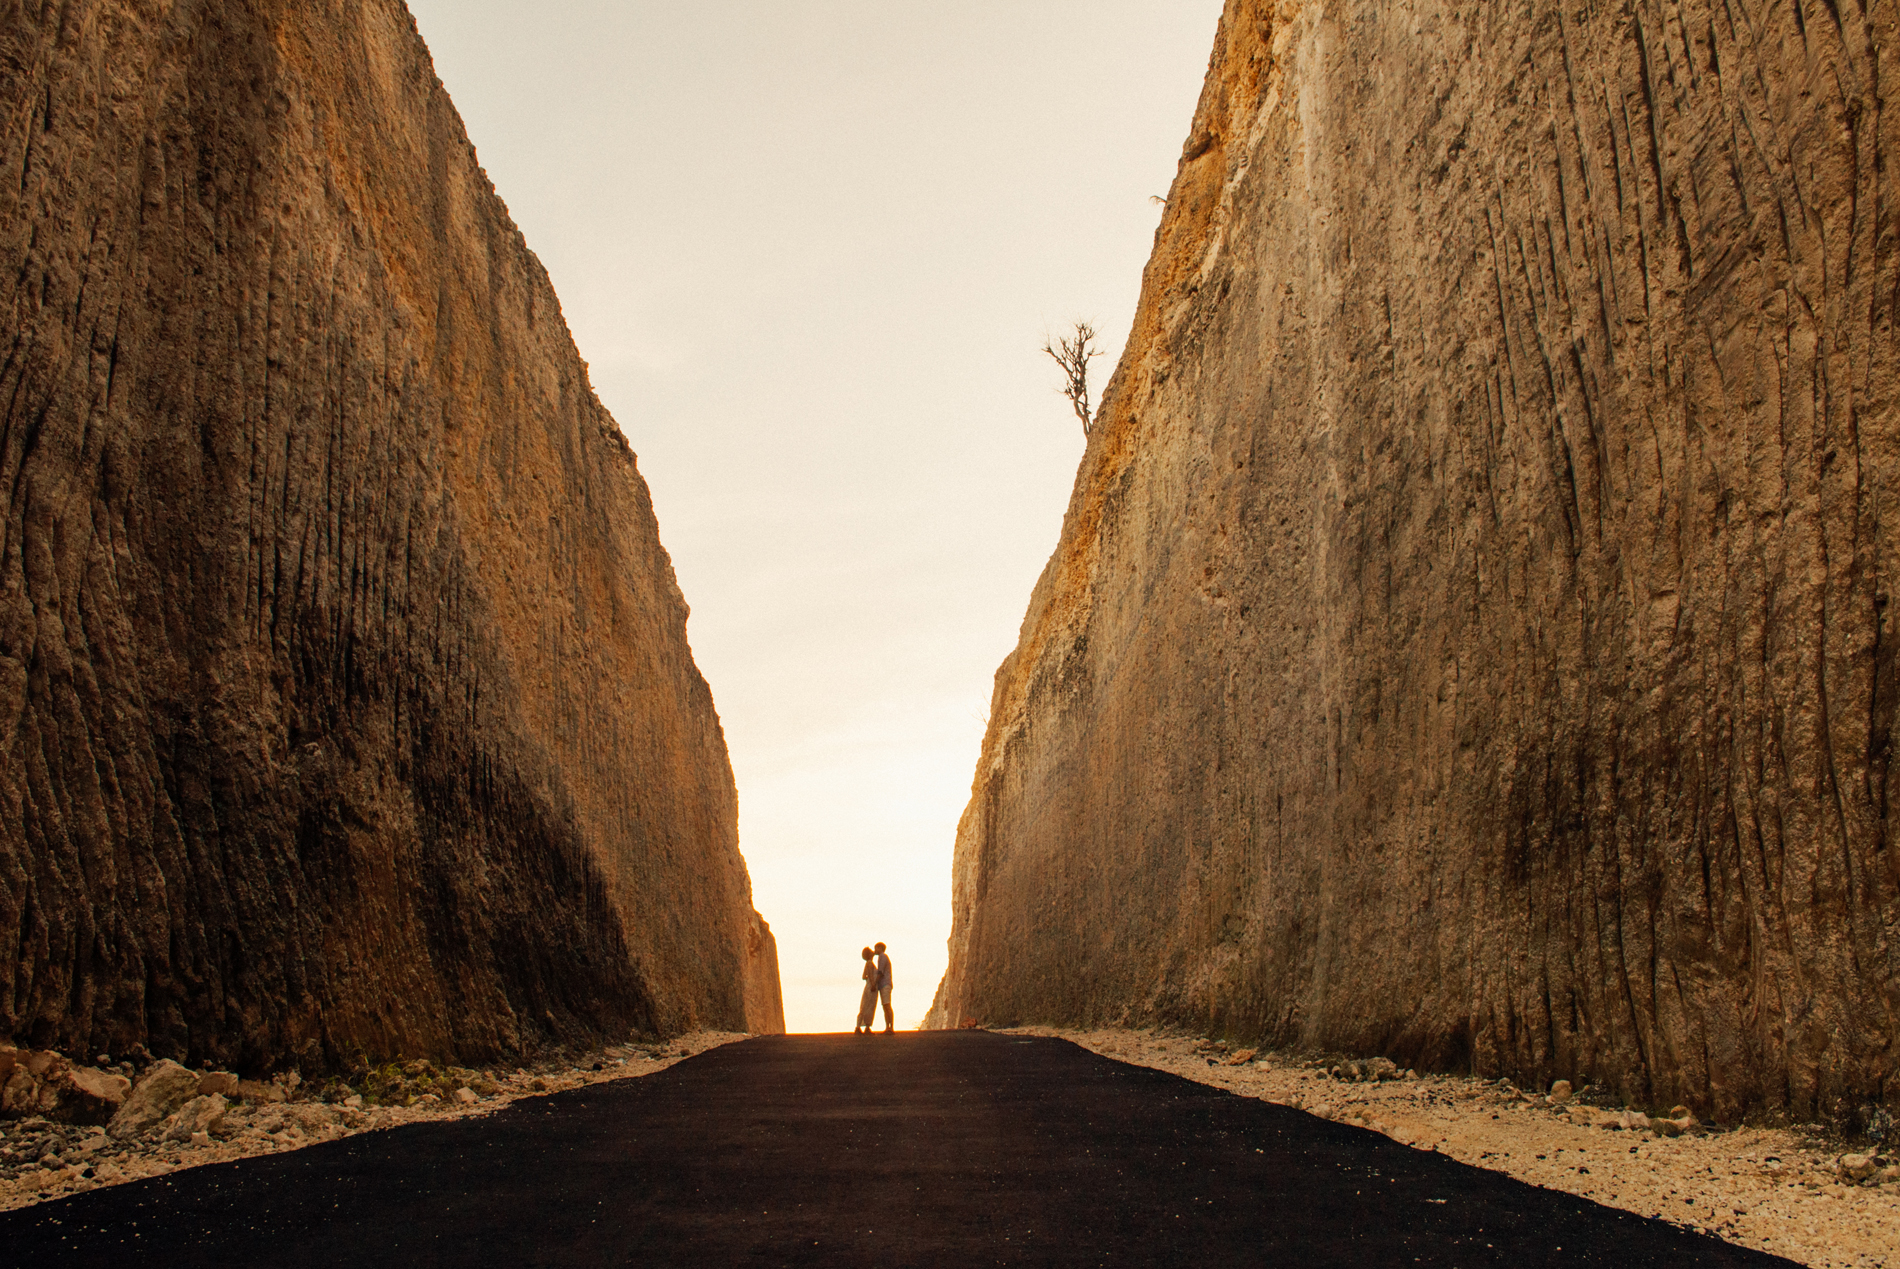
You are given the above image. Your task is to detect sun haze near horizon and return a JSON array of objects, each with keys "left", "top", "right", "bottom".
[{"left": 402, "top": 0, "right": 1227, "bottom": 1033}]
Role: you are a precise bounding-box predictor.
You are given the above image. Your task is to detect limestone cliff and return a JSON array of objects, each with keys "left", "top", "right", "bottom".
[
  {"left": 0, "top": 0, "right": 783, "bottom": 1072},
  {"left": 931, "top": 0, "right": 1900, "bottom": 1121}
]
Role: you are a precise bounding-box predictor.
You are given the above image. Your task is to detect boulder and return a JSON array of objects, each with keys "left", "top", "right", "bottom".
[
  {"left": 1839, "top": 1153, "right": 1879, "bottom": 1183},
  {"left": 0, "top": 1048, "right": 127, "bottom": 1123},
  {"left": 197, "top": 1072, "right": 240, "bottom": 1097},
  {"left": 160, "top": 1094, "right": 229, "bottom": 1143},
  {"left": 1650, "top": 1106, "right": 1699, "bottom": 1138},
  {"left": 1, "top": 1063, "right": 43, "bottom": 1116},
  {"left": 0, "top": 1045, "right": 59, "bottom": 1116},
  {"left": 1548, "top": 1081, "right": 1573, "bottom": 1105},
  {"left": 48, "top": 1066, "right": 132, "bottom": 1125},
  {"left": 17, "top": 1050, "right": 58, "bottom": 1079},
  {"left": 109, "top": 1060, "right": 204, "bottom": 1140}
]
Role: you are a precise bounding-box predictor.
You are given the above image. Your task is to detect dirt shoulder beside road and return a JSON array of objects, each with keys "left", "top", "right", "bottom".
[
  {"left": 1006, "top": 1027, "right": 1895, "bottom": 1269},
  {"left": 0, "top": 1032, "right": 749, "bottom": 1214}
]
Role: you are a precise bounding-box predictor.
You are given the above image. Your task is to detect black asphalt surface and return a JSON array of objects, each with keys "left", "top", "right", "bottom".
[{"left": 0, "top": 1032, "right": 1794, "bottom": 1267}]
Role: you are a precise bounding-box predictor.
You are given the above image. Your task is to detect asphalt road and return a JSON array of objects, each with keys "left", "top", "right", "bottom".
[{"left": 0, "top": 1032, "right": 1794, "bottom": 1267}]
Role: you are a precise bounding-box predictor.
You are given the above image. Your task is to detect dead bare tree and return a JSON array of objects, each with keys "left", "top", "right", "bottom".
[{"left": 1042, "top": 321, "right": 1103, "bottom": 436}]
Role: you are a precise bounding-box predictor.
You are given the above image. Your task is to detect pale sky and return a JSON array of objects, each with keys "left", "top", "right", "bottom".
[{"left": 404, "top": 0, "right": 1225, "bottom": 1032}]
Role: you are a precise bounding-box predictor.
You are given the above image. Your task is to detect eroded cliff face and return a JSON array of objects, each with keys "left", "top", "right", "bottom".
[
  {"left": 0, "top": 0, "right": 784, "bottom": 1071},
  {"left": 932, "top": 0, "right": 1900, "bottom": 1120}
]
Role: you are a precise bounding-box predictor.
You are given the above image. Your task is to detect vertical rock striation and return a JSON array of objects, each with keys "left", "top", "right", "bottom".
[
  {"left": 932, "top": 0, "right": 1899, "bottom": 1120},
  {"left": 0, "top": 0, "right": 783, "bottom": 1071}
]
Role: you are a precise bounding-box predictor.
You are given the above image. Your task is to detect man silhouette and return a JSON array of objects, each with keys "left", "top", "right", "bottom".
[{"left": 874, "top": 942, "right": 893, "bottom": 1033}]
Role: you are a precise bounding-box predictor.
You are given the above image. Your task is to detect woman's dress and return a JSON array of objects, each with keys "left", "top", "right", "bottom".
[{"left": 857, "top": 960, "right": 878, "bottom": 1029}]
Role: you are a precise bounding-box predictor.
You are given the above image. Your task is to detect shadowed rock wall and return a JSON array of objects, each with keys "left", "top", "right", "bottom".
[
  {"left": 931, "top": 0, "right": 1900, "bottom": 1120},
  {"left": 0, "top": 0, "right": 783, "bottom": 1071}
]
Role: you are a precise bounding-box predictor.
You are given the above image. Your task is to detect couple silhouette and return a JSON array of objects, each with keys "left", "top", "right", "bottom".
[{"left": 855, "top": 942, "right": 893, "bottom": 1034}]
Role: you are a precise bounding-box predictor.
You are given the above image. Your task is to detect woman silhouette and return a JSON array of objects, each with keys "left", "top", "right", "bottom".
[{"left": 854, "top": 947, "right": 878, "bottom": 1035}]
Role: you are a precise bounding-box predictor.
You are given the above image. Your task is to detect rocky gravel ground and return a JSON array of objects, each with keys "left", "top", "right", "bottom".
[
  {"left": 0, "top": 1032, "right": 748, "bottom": 1214},
  {"left": 1008, "top": 1026, "right": 1896, "bottom": 1269}
]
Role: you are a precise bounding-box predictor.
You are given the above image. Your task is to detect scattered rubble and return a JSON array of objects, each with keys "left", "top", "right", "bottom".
[
  {"left": 0, "top": 1033, "right": 748, "bottom": 1212},
  {"left": 1007, "top": 1027, "right": 1899, "bottom": 1269}
]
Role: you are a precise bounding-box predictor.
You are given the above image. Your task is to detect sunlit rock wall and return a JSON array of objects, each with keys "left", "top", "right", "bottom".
[
  {"left": 931, "top": 0, "right": 1899, "bottom": 1120},
  {"left": 0, "top": 0, "right": 784, "bottom": 1070}
]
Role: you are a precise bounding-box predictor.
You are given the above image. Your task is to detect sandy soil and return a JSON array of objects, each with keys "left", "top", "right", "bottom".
[
  {"left": 0, "top": 1032, "right": 750, "bottom": 1215},
  {"left": 1005, "top": 1026, "right": 1896, "bottom": 1269}
]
